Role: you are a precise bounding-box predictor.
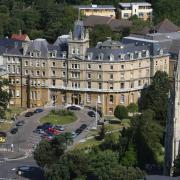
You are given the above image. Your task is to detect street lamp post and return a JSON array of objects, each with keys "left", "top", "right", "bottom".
[{"left": 95, "top": 101, "right": 98, "bottom": 129}]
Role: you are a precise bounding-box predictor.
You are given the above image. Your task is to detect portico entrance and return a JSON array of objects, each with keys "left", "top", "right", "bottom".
[{"left": 71, "top": 94, "right": 81, "bottom": 105}]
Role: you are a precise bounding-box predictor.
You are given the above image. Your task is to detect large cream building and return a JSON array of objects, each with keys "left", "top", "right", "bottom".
[
  {"left": 76, "top": 4, "right": 116, "bottom": 18},
  {"left": 0, "top": 21, "right": 170, "bottom": 116},
  {"left": 118, "top": 2, "right": 153, "bottom": 21}
]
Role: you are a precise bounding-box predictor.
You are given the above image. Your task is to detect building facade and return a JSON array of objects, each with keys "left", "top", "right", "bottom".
[
  {"left": 76, "top": 4, "right": 116, "bottom": 18},
  {"left": 118, "top": 2, "right": 152, "bottom": 21},
  {"left": 0, "top": 21, "right": 170, "bottom": 116}
]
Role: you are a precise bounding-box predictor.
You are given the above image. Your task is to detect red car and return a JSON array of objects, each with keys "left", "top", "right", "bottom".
[{"left": 47, "top": 127, "right": 61, "bottom": 135}]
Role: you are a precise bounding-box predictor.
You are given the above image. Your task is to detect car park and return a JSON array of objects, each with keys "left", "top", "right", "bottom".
[
  {"left": 67, "top": 106, "right": 81, "bottom": 111},
  {"left": 87, "top": 111, "right": 96, "bottom": 117},
  {"left": 16, "top": 120, "right": 25, "bottom": 127},
  {"left": 25, "top": 112, "right": 34, "bottom": 117},
  {"left": 53, "top": 125, "right": 64, "bottom": 131},
  {"left": 34, "top": 108, "right": 44, "bottom": 113},
  {"left": 10, "top": 127, "right": 18, "bottom": 134}
]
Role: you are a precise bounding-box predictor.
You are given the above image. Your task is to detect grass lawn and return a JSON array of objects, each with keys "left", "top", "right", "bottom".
[
  {"left": 73, "top": 138, "right": 101, "bottom": 150},
  {"left": 6, "top": 107, "right": 26, "bottom": 120},
  {"left": 40, "top": 110, "right": 77, "bottom": 125},
  {"left": 0, "top": 122, "right": 12, "bottom": 132}
]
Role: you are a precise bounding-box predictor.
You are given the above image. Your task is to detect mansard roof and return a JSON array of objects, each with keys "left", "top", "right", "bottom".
[{"left": 25, "top": 38, "right": 65, "bottom": 58}]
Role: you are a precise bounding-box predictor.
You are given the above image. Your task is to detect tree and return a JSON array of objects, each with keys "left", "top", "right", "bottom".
[
  {"left": 34, "top": 133, "right": 72, "bottom": 168},
  {"left": 131, "top": 109, "right": 164, "bottom": 168},
  {"left": 114, "top": 105, "right": 128, "bottom": 120},
  {"left": 139, "top": 71, "right": 170, "bottom": 126},
  {"left": 173, "top": 153, "right": 180, "bottom": 176},
  {"left": 127, "top": 103, "right": 138, "bottom": 113}
]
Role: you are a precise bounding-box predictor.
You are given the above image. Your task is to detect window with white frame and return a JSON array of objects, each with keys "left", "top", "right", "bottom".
[
  {"left": 87, "top": 64, "right": 91, "bottom": 69},
  {"left": 17, "top": 66, "right": 20, "bottom": 74},
  {"left": 87, "top": 73, "right": 91, "bottom": 79},
  {"left": 109, "top": 83, "right": 113, "bottom": 90},
  {"left": 97, "top": 95, "right": 102, "bottom": 103},
  {"left": 98, "top": 74, "right": 102, "bottom": 79},
  {"left": 121, "top": 64, "right": 124, "bottom": 69},
  {"left": 16, "top": 90, "right": 20, "bottom": 97},
  {"left": 110, "top": 74, "right": 113, "bottom": 80},
  {"left": 88, "top": 82, "right": 91, "bottom": 89},
  {"left": 87, "top": 94, "right": 91, "bottom": 103},
  {"left": 25, "top": 70, "right": 28, "bottom": 75},
  {"left": 52, "top": 62, "right": 55, "bottom": 67},
  {"left": 25, "top": 61, "right": 28, "bottom": 66},
  {"left": 12, "top": 65, "right": 15, "bottom": 73},
  {"left": 16, "top": 79, "right": 20, "bottom": 84},
  {"left": 42, "top": 62, "right": 45, "bottom": 67},
  {"left": 99, "top": 83, "right": 102, "bottom": 89},
  {"left": 98, "top": 65, "right": 102, "bottom": 69},
  {"left": 62, "top": 62, "right": 66, "bottom": 67},
  {"left": 36, "top": 71, "right": 40, "bottom": 76},
  {"left": 62, "top": 71, "right": 66, "bottom": 77},
  {"left": 120, "top": 94, "right": 125, "bottom": 103},
  {"left": 120, "top": 82, "right": 124, "bottom": 89},
  {"left": 7, "top": 65, "right": 10, "bottom": 72},
  {"left": 52, "top": 70, "right": 56, "bottom": 76},
  {"left": 121, "top": 73, "right": 124, "bottom": 79},
  {"left": 37, "top": 80, "right": 41, "bottom": 86},
  {"left": 110, "top": 65, "right": 113, "bottom": 70},
  {"left": 52, "top": 79, "right": 56, "bottom": 86},
  {"left": 109, "top": 95, "right": 113, "bottom": 103},
  {"left": 42, "top": 71, "right": 45, "bottom": 76}
]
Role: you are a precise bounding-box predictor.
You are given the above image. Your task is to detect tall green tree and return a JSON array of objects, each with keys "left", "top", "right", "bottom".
[{"left": 140, "top": 71, "right": 170, "bottom": 126}]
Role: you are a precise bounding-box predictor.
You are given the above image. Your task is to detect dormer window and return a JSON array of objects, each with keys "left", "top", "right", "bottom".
[
  {"left": 62, "top": 51, "right": 66, "bottom": 58},
  {"left": 98, "top": 53, "right": 104, "bottom": 60},
  {"left": 49, "top": 51, "right": 56, "bottom": 58},
  {"left": 36, "top": 51, "right": 40, "bottom": 57},
  {"left": 30, "top": 52, "right": 34, "bottom": 57},
  {"left": 119, "top": 54, "right": 124, "bottom": 60},
  {"left": 130, "top": 53, "right": 133, "bottom": 60},
  {"left": 138, "top": 52, "right": 142, "bottom": 59},
  {"left": 88, "top": 53, "right": 93, "bottom": 60},
  {"left": 109, "top": 54, "right": 114, "bottom": 61},
  {"left": 160, "top": 49, "right": 163, "bottom": 55},
  {"left": 146, "top": 50, "right": 149, "bottom": 57}
]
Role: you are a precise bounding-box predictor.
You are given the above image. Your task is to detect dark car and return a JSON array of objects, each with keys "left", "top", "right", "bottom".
[
  {"left": 88, "top": 111, "right": 96, "bottom": 117},
  {"left": 16, "top": 120, "right": 25, "bottom": 127},
  {"left": 25, "top": 112, "right": 34, "bottom": 117},
  {"left": 34, "top": 108, "right": 44, "bottom": 113},
  {"left": 0, "top": 132, "right": 7, "bottom": 137},
  {"left": 75, "top": 128, "right": 82, "bottom": 135},
  {"left": 67, "top": 106, "right": 81, "bottom": 111},
  {"left": 53, "top": 125, "right": 64, "bottom": 131},
  {"left": 10, "top": 127, "right": 18, "bottom": 134},
  {"left": 79, "top": 124, "right": 87, "bottom": 130}
]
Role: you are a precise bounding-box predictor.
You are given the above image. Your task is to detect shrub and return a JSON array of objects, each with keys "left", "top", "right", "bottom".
[{"left": 114, "top": 105, "right": 128, "bottom": 120}]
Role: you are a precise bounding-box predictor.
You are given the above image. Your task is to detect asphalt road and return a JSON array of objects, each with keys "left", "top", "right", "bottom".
[{"left": 0, "top": 106, "right": 97, "bottom": 179}]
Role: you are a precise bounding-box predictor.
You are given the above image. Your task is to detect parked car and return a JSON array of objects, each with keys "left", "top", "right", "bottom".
[
  {"left": 25, "top": 112, "right": 34, "bottom": 117},
  {"left": 0, "top": 136, "right": 6, "bottom": 143},
  {"left": 16, "top": 120, "right": 25, "bottom": 127},
  {"left": 47, "top": 127, "right": 61, "bottom": 135},
  {"left": 67, "top": 106, "right": 81, "bottom": 111},
  {"left": 41, "top": 123, "right": 52, "bottom": 130},
  {"left": 87, "top": 111, "right": 96, "bottom": 117},
  {"left": 75, "top": 128, "right": 82, "bottom": 135},
  {"left": 71, "top": 132, "right": 77, "bottom": 138},
  {"left": 53, "top": 125, "right": 64, "bottom": 131},
  {"left": 0, "top": 132, "right": 7, "bottom": 137},
  {"left": 34, "top": 108, "right": 44, "bottom": 113},
  {"left": 10, "top": 127, "right": 18, "bottom": 134},
  {"left": 79, "top": 124, "right": 87, "bottom": 130}
]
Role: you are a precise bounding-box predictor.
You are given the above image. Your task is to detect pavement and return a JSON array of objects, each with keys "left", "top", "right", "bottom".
[{"left": 0, "top": 105, "right": 97, "bottom": 160}]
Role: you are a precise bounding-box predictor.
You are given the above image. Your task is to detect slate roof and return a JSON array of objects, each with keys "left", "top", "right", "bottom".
[
  {"left": 83, "top": 15, "right": 132, "bottom": 32},
  {"left": 25, "top": 38, "right": 64, "bottom": 58},
  {"left": 85, "top": 38, "right": 164, "bottom": 61},
  {"left": 155, "top": 19, "right": 180, "bottom": 33},
  {"left": 73, "top": 20, "right": 85, "bottom": 40}
]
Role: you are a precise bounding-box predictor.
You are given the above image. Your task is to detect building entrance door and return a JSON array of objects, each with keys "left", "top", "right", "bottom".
[{"left": 72, "top": 94, "right": 81, "bottom": 105}]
